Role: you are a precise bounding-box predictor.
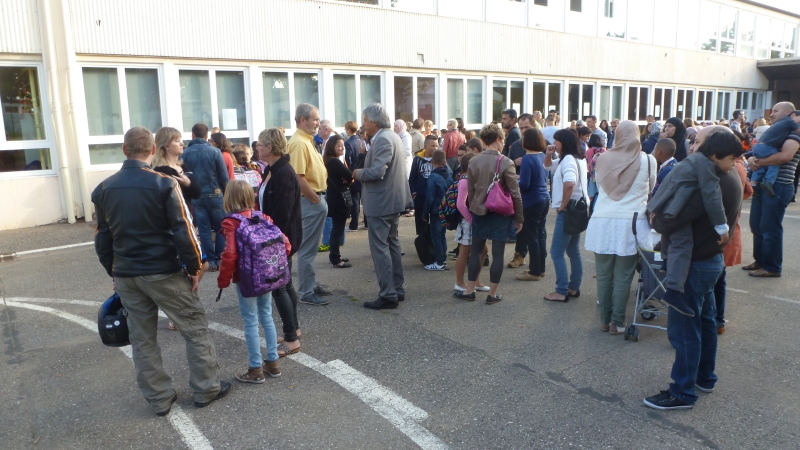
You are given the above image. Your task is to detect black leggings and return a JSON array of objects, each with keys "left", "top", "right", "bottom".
[
  {"left": 468, "top": 238, "right": 506, "bottom": 284},
  {"left": 273, "top": 259, "right": 299, "bottom": 342}
]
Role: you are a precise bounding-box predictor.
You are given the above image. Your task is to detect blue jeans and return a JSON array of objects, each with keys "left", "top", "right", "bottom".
[
  {"left": 193, "top": 196, "right": 226, "bottom": 266},
  {"left": 750, "top": 182, "right": 793, "bottom": 273},
  {"left": 667, "top": 254, "right": 723, "bottom": 405},
  {"left": 236, "top": 285, "right": 278, "bottom": 368},
  {"left": 550, "top": 211, "right": 582, "bottom": 296},
  {"left": 430, "top": 222, "right": 447, "bottom": 265},
  {"left": 713, "top": 267, "right": 726, "bottom": 329},
  {"left": 322, "top": 217, "right": 345, "bottom": 246}
]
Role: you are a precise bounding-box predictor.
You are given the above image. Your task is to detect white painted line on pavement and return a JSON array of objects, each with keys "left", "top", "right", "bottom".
[
  {"left": 4, "top": 301, "right": 212, "bottom": 450},
  {"left": 15, "top": 241, "right": 94, "bottom": 256},
  {"left": 765, "top": 295, "right": 800, "bottom": 306},
  {"left": 8, "top": 297, "right": 101, "bottom": 307},
  {"left": 740, "top": 211, "right": 800, "bottom": 219},
  {"left": 727, "top": 288, "right": 749, "bottom": 294}
]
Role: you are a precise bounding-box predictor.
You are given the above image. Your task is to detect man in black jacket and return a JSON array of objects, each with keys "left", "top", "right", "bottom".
[{"left": 93, "top": 127, "right": 229, "bottom": 416}]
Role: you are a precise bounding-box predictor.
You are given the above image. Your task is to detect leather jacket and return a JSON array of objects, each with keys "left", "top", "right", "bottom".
[
  {"left": 181, "top": 138, "right": 229, "bottom": 197},
  {"left": 92, "top": 160, "right": 204, "bottom": 277}
]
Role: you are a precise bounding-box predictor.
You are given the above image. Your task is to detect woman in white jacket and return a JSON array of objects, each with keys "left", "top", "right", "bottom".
[{"left": 584, "top": 120, "right": 656, "bottom": 335}]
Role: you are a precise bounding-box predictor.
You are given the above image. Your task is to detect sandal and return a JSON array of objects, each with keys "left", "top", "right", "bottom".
[
  {"left": 278, "top": 344, "right": 301, "bottom": 358},
  {"left": 168, "top": 321, "right": 179, "bottom": 331},
  {"left": 544, "top": 292, "right": 569, "bottom": 302}
]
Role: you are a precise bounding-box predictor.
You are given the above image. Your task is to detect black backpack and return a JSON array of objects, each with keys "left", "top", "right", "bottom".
[{"left": 98, "top": 293, "right": 130, "bottom": 347}]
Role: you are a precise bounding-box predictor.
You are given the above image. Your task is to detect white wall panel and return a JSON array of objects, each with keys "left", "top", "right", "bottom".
[
  {"left": 69, "top": 0, "right": 776, "bottom": 89},
  {"left": 0, "top": 0, "right": 41, "bottom": 54},
  {"left": 0, "top": 176, "right": 63, "bottom": 230}
]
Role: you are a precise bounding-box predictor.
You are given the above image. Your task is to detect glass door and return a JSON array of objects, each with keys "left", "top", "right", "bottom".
[
  {"left": 653, "top": 87, "right": 673, "bottom": 120},
  {"left": 599, "top": 84, "right": 623, "bottom": 122}
]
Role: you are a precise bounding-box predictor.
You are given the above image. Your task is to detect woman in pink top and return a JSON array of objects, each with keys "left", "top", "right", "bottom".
[
  {"left": 453, "top": 153, "right": 489, "bottom": 293},
  {"left": 210, "top": 132, "right": 236, "bottom": 180}
]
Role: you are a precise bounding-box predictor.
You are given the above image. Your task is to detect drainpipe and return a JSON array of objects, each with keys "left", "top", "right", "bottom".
[
  {"left": 57, "top": 0, "right": 94, "bottom": 222},
  {"left": 38, "top": 0, "right": 76, "bottom": 224}
]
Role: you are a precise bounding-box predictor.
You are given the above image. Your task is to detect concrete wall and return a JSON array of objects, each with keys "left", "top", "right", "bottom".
[{"left": 0, "top": 176, "right": 63, "bottom": 230}]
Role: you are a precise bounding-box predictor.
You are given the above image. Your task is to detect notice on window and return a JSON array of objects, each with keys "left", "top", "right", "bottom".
[
  {"left": 678, "top": 105, "right": 683, "bottom": 112},
  {"left": 583, "top": 103, "right": 591, "bottom": 116},
  {"left": 654, "top": 106, "right": 661, "bottom": 117},
  {"left": 222, "top": 109, "right": 238, "bottom": 130},
  {"left": 548, "top": 105, "right": 557, "bottom": 113}
]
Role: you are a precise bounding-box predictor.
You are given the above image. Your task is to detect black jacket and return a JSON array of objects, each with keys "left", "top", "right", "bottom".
[
  {"left": 325, "top": 157, "right": 353, "bottom": 219},
  {"left": 152, "top": 165, "right": 202, "bottom": 204},
  {"left": 92, "top": 160, "right": 203, "bottom": 278},
  {"left": 344, "top": 135, "right": 363, "bottom": 192},
  {"left": 257, "top": 155, "right": 302, "bottom": 257}
]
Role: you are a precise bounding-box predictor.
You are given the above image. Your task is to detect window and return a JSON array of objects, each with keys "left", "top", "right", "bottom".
[
  {"left": 770, "top": 19, "right": 784, "bottom": 59},
  {"left": 716, "top": 91, "right": 732, "bottom": 120},
  {"left": 332, "top": 73, "right": 382, "bottom": 127},
  {"left": 696, "top": 89, "right": 713, "bottom": 121},
  {"left": 0, "top": 65, "right": 53, "bottom": 173},
  {"left": 568, "top": 83, "right": 594, "bottom": 121},
  {"left": 653, "top": 88, "right": 673, "bottom": 120},
  {"left": 784, "top": 25, "right": 797, "bottom": 58},
  {"left": 570, "top": 0, "right": 581, "bottom": 12},
  {"left": 534, "top": 0, "right": 547, "bottom": 5},
  {"left": 676, "top": 0, "right": 700, "bottom": 51},
  {"left": 599, "top": 0, "right": 625, "bottom": 38},
  {"left": 492, "top": 79, "right": 525, "bottom": 122},
  {"left": 387, "top": 0, "right": 435, "bottom": 14},
  {"left": 179, "top": 69, "right": 248, "bottom": 142},
  {"left": 627, "top": 86, "right": 649, "bottom": 122},
  {"left": 599, "top": 85, "right": 623, "bottom": 122},
  {"left": 82, "top": 66, "right": 163, "bottom": 165},
  {"left": 754, "top": 15, "right": 770, "bottom": 59},
  {"left": 447, "top": 77, "right": 483, "bottom": 127},
  {"left": 718, "top": 7, "right": 737, "bottom": 55},
  {"left": 394, "top": 75, "right": 437, "bottom": 124},
  {"left": 737, "top": 12, "right": 755, "bottom": 58},
  {"left": 653, "top": 0, "right": 678, "bottom": 47},
  {"left": 699, "top": 2, "right": 719, "bottom": 52},
  {"left": 628, "top": 0, "right": 654, "bottom": 44},
  {"left": 676, "top": 89, "right": 694, "bottom": 120},
  {"left": 262, "top": 70, "right": 319, "bottom": 131}
]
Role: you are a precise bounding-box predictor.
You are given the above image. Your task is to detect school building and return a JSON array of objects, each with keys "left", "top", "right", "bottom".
[{"left": 0, "top": 0, "right": 798, "bottom": 230}]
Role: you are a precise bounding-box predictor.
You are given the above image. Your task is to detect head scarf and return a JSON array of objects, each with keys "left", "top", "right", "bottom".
[
  {"left": 686, "top": 127, "right": 697, "bottom": 144},
  {"left": 649, "top": 121, "right": 663, "bottom": 137},
  {"left": 665, "top": 117, "right": 687, "bottom": 161},
  {"left": 394, "top": 120, "right": 408, "bottom": 137},
  {"left": 595, "top": 120, "right": 642, "bottom": 201}
]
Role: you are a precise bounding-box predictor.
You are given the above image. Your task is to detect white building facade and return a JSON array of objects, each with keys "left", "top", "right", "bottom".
[{"left": 0, "top": 0, "right": 798, "bottom": 230}]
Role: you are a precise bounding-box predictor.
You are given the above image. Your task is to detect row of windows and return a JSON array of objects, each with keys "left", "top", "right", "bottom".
[
  {"left": 0, "top": 62, "right": 770, "bottom": 174},
  {"left": 333, "top": 0, "right": 798, "bottom": 59}
]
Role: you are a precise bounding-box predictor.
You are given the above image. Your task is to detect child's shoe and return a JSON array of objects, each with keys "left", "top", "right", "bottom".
[
  {"left": 235, "top": 367, "right": 266, "bottom": 384},
  {"left": 761, "top": 182, "right": 775, "bottom": 197}
]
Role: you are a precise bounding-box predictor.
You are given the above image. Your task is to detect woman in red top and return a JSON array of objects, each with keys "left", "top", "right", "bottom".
[
  {"left": 218, "top": 180, "right": 291, "bottom": 384},
  {"left": 209, "top": 132, "right": 235, "bottom": 180}
]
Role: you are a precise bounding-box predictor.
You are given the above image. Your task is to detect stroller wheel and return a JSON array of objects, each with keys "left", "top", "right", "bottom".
[
  {"left": 632, "top": 327, "right": 641, "bottom": 342},
  {"left": 641, "top": 311, "right": 656, "bottom": 320}
]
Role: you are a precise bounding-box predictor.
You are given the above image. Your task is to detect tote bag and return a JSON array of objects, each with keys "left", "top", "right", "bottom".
[{"left": 485, "top": 155, "right": 515, "bottom": 216}]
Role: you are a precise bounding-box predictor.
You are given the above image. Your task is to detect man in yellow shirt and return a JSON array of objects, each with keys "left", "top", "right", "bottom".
[{"left": 287, "top": 103, "right": 331, "bottom": 305}]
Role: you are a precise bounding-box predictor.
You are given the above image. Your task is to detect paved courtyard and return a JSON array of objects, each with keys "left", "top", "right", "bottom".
[{"left": 1, "top": 201, "right": 799, "bottom": 449}]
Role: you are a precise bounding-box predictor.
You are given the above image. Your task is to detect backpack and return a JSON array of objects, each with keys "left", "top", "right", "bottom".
[
  {"left": 234, "top": 167, "right": 262, "bottom": 190},
  {"left": 231, "top": 211, "right": 290, "bottom": 297},
  {"left": 438, "top": 177, "right": 463, "bottom": 230}
]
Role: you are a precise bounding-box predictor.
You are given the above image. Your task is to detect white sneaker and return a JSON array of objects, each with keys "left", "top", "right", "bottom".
[{"left": 424, "top": 263, "right": 445, "bottom": 271}]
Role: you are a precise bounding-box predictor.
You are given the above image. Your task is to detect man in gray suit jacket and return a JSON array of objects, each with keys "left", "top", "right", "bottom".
[{"left": 353, "top": 104, "right": 414, "bottom": 310}]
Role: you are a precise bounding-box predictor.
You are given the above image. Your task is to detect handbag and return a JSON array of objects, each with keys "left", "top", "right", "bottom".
[
  {"left": 562, "top": 157, "right": 590, "bottom": 235},
  {"left": 340, "top": 187, "right": 354, "bottom": 209},
  {"left": 485, "top": 155, "right": 515, "bottom": 216}
]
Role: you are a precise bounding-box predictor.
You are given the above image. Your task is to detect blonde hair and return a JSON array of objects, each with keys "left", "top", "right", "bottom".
[
  {"left": 223, "top": 179, "right": 255, "bottom": 213},
  {"left": 424, "top": 120, "right": 434, "bottom": 128},
  {"left": 753, "top": 117, "right": 766, "bottom": 127},
  {"left": 152, "top": 127, "right": 183, "bottom": 168},
  {"left": 257, "top": 128, "right": 287, "bottom": 156}
]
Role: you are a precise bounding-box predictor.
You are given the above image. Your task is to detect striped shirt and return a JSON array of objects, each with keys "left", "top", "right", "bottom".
[{"left": 776, "top": 131, "right": 800, "bottom": 185}]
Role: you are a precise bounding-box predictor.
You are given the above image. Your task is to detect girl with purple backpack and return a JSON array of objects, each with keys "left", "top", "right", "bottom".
[{"left": 218, "top": 179, "right": 292, "bottom": 384}]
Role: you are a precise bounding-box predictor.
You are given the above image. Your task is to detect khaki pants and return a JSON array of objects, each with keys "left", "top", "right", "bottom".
[{"left": 115, "top": 272, "right": 221, "bottom": 413}]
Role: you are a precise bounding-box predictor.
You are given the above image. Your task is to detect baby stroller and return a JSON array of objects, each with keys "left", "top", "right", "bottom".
[{"left": 625, "top": 212, "right": 668, "bottom": 342}]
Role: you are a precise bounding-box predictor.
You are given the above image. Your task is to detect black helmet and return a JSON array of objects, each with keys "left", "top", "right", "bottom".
[{"left": 97, "top": 293, "right": 130, "bottom": 347}]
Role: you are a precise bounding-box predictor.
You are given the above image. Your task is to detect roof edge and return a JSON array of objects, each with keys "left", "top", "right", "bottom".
[{"left": 737, "top": 0, "right": 800, "bottom": 19}]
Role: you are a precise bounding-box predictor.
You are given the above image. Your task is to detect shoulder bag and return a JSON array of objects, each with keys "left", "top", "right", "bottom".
[
  {"left": 485, "top": 155, "right": 515, "bottom": 216},
  {"left": 562, "top": 157, "right": 589, "bottom": 235}
]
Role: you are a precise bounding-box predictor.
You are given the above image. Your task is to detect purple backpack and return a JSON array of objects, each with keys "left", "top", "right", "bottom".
[{"left": 231, "top": 211, "right": 290, "bottom": 297}]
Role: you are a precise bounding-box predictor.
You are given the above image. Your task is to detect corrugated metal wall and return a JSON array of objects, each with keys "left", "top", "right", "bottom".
[{"left": 0, "top": 0, "right": 41, "bottom": 54}]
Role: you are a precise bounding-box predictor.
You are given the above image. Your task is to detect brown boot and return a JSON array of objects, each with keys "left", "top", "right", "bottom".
[
  {"left": 263, "top": 359, "right": 281, "bottom": 378},
  {"left": 507, "top": 252, "right": 525, "bottom": 268},
  {"left": 235, "top": 367, "right": 265, "bottom": 384}
]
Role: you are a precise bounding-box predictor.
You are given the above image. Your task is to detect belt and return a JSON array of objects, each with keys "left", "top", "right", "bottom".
[{"left": 315, "top": 191, "right": 326, "bottom": 196}]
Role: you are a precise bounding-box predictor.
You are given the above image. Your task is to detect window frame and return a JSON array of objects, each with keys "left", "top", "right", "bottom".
[
  {"left": 597, "top": 83, "right": 624, "bottom": 123},
  {"left": 627, "top": 85, "right": 650, "bottom": 123},
  {"left": 79, "top": 62, "right": 166, "bottom": 170},
  {"left": 652, "top": 86, "right": 674, "bottom": 121},
  {"left": 531, "top": 79, "right": 563, "bottom": 121},
  {"left": 261, "top": 68, "right": 322, "bottom": 135},
  {"left": 717, "top": 6, "right": 737, "bottom": 56},
  {"left": 393, "top": 73, "right": 440, "bottom": 127},
  {"left": 675, "top": 88, "right": 695, "bottom": 120},
  {"left": 446, "top": 75, "right": 485, "bottom": 130},
  {"left": 696, "top": 89, "right": 715, "bottom": 122},
  {"left": 715, "top": 90, "right": 733, "bottom": 121},
  {"left": 177, "top": 65, "right": 252, "bottom": 142},
  {"left": 330, "top": 70, "right": 385, "bottom": 129},
  {"left": 698, "top": 1, "right": 720, "bottom": 53},
  {"left": 492, "top": 77, "right": 527, "bottom": 123},
  {"left": 0, "top": 61, "right": 57, "bottom": 179}
]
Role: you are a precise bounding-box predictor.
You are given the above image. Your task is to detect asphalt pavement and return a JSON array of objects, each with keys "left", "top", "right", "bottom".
[{"left": 1, "top": 199, "right": 799, "bottom": 449}]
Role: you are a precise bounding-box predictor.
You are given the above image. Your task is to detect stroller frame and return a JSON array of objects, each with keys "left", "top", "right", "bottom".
[{"left": 624, "top": 212, "right": 669, "bottom": 342}]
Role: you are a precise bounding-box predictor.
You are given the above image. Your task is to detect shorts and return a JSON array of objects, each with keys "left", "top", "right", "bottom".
[{"left": 455, "top": 218, "right": 472, "bottom": 245}]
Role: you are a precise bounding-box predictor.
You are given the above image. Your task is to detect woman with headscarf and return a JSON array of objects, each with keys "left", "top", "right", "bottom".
[
  {"left": 661, "top": 117, "right": 689, "bottom": 161},
  {"left": 584, "top": 121, "right": 656, "bottom": 335},
  {"left": 394, "top": 120, "right": 413, "bottom": 177},
  {"left": 641, "top": 121, "right": 663, "bottom": 154}
]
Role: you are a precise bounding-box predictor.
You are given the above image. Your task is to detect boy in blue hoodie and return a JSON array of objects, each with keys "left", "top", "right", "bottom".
[{"left": 422, "top": 150, "right": 453, "bottom": 271}]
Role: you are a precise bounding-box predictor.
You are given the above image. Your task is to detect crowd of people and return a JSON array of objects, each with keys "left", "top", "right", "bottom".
[{"left": 92, "top": 99, "right": 800, "bottom": 416}]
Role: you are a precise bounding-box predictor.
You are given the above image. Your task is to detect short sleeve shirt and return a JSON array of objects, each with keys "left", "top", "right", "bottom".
[
  {"left": 287, "top": 129, "right": 328, "bottom": 193},
  {"left": 776, "top": 131, "right": 800, "bottom": 185}
]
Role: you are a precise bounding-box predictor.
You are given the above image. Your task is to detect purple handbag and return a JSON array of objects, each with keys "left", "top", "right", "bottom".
[{"left": 485, "top": 155, "right": 515, "bottom": 216}]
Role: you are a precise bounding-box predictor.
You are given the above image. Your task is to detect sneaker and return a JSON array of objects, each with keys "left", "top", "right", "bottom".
[
  {"left": 299, "top": 293, "right": 329, "bottom": 305},
  {"left": 318, "top": 244, "right": 330, "bottom": 252},
  {"left": 263, "top": 359, "right": 281, "bottom": 378},
  {"left": 235, "top": 367, "right": 266, "bottom": 384},
  {"left": 515, "top": 271, "right": 541, "bottom": 281},
  {"left": 507, "top": 252, "right": 525, "bottom": 268},
  {"left": 695, "top": 384, "right": 714, "bottom": 394},
  {"left": 195, "top": 381, "right": 232, "bottom": 408},
  {"left": 424, "top": 263, "right": 445, "bottom": 271},
  {"left": 314, "top": 285, "right": 333, "bottom": 296},
  {"left": 643, "top": 390, "right": 693, "bottom": 410}
]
